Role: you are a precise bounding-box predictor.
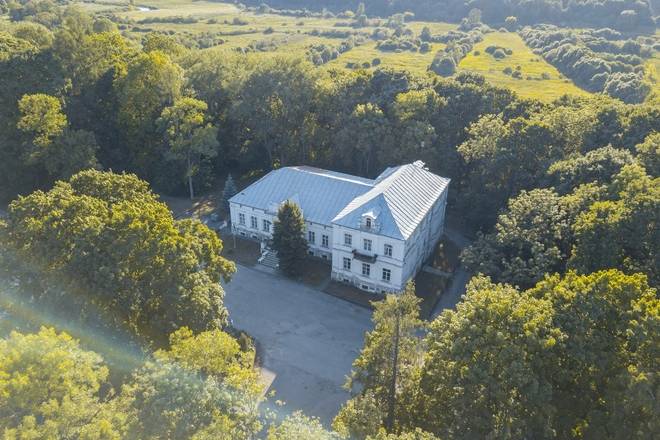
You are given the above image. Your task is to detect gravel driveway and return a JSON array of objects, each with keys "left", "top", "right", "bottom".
[{"left": 224, "top": 265, "right": 373, "bottom": 426}]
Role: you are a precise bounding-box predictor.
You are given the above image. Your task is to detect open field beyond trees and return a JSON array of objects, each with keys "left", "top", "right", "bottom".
[{"left": 74, "top": 0, "right": 613, "bottom": 101}]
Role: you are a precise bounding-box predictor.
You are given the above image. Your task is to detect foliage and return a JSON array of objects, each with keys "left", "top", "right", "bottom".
[
  {"left": 272, "top": 200, "right": 308, "bottom": 277},
  {"left": 520, "top": 25, "right": 654, "bottom": 103},
  {"left": 268, "top": 412, "right": 341, "bottom": 440},
  {"left": 158, "top": 97, "right": 219, "bottom": 199},
  {"left": 570, "top": 164, "right": 659, "bottom": 285},
  {"left": 0, "top": 327, "right": 129, "bottom": 439},
  {"left": 334, "top": 284, "right": 424, "bottom": 438},
  {"left": 413, "top": 270, "right": 659, "bottom": 438},
  {"left": 221, "top": 174, "right": 238, "bottom": 215},
  {"left": 0, "top": 170, "right": 236, "bottom": 343},
  {"left": 635, "top": 131, "right": 660, "bottom": 176}
]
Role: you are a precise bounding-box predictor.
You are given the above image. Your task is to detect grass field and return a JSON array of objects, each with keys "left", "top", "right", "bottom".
[
  {"left": 459, "top": 32, "right": 591, "bottom": 101},
  {"left": 71, "top": 0, "right": 601, "bottom": 101}
]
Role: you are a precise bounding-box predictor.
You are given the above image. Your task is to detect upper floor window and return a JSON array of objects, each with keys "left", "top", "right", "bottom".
[
  {"left": 362, "top": 263, "right": 371, "bottom": 277},
  {"left": 363, "top": 239, "right": 372, "bottom": 252},
  {"left": 343, "top": 257, "right": 351, "bottom": 271},
  {"left": 365, "top": 217, "right": 372, "bottom": 228},
  {"left": 384, "top": 244, "right": 393, "bottom": 258},
  {"left": 322, "top": 234, "right": 329, "bottom": 248},
  {"left": 308, "top": 231, "right": 316, "bottom": 244},
  {"left": 344, "top": 233, "right": 352, "bottom": 247},
  {"left": 382, "top": 268, "right": 391, "bottom": 282},
  {"left": 250, "top": 216, "right": 258, "bottom": 229},
  {"left": 239, "top": 213, "right": 246, "bottom": 225},
  {"left": 263, "top": 220, "right": 271, "bottom": 233}
]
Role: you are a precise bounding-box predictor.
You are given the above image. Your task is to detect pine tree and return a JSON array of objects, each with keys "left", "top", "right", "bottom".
[
  {"left": 334, "top": 283, "right": 425, "bottom": 438},
  {"left": 221, "top": 174, "right": 238, "bottom": 217},
  {"left": 272, "top": 200, "right": 308, "bottom": 277}
]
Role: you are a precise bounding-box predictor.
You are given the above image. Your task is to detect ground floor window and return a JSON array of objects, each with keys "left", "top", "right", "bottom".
[
  {"left": 343, "top": 257, "right": 351, "bottom": 271},
  {"left": 362, "top": 263, "right": 371, "bottom": 277},
  {"left": 382, "top": 268, "right": 391, "bottom": 282}
]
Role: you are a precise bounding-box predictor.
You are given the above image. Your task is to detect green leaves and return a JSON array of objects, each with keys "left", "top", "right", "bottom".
[
  {"left": 414, "top": 270, "right": 658, "bottom": 438},
  {"left": 1, "top": 170, "right": 236, "bottom": 344},
  {"left": 272, "top": 200, "right": 308, "bottom": 277},
  {"left": 17, "top": 93, "right": 66, "bottom": 148}
]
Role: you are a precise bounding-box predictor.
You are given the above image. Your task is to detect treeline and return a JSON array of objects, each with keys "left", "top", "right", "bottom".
[
  {"left": 331, "top": 271, "right": 658, "bottom": 439},
  {"left": 2, "top": 6, "right": 660, "bottom": 234},
  {"left": 521, "top": 25, "right": 655, "bottom": 103},
  {"left": 243, "top": 0, "right": 658, "bottom": 31}
]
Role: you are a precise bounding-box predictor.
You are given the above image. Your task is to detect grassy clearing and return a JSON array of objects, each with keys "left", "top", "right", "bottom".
[
  {"left": 459, "top": 31, "right": 591, "bottom": 101},
  {"left": 74, "top": 0, "right": 596, "bottom": 101}
]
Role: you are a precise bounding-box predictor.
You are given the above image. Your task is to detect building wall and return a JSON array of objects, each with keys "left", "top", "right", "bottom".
[
  {"left": 231, "top": 185, "right": 449, "bottom": 294},
  {"left": 401, "top": 189, "right": 448, "bottom": 283},
  {"left": 330, "top": 224, "right": 406, "bottom": 293},
  {"left": 230, "top": 202, "right": 333, "bottom": 259}
]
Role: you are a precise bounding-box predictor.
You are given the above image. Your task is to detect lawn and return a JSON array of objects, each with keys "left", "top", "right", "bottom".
[
  {"left": 459, "top": 31, "right": 592, "bottom": 101},
  {"left": 74, "top": 1, "right": 595, "bottom": 101}
]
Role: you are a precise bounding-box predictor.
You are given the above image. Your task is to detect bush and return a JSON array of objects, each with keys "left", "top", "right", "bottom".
[
  {"left": 232, "top": 17, "right": 249, "bottom": 25},
  {"left": 503, "top": 66, "right": 513, "bottom": 75},
  {"left": 493, "top": 48, "right": 506, "bottom": 59},
  {"left": 263, "top": 27, "right": 274, "bottom": 34},
  {"left": 430, "top": 54, "right": 456, "bottom": 76},
  {"left": 372, "top": 58, "right": 381, "bottom": 66},
  {"left": 512, "top": 70, "right": 522, "bottom": 79}
]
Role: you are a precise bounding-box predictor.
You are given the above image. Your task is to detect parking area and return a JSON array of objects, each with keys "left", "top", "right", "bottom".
[{"left": 224, "top": 264, "right": 373, "bottom": 426}]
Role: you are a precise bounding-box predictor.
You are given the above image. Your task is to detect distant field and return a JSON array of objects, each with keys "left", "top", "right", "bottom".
[
  {"left": 73, "top": 0, "right": 598, "bottom": 101},
  {"left": 459, "top": 32, "right": 591, "bottom": 101}
]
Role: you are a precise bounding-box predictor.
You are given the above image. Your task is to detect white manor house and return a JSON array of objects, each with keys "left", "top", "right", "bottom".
[{"left": 229, "top": 161, "right": 450, "bottom": 293}]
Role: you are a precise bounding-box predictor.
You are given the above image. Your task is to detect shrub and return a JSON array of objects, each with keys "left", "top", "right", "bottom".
[
  {"left": 493, "top": 48, "right": 506, "bottom": 59},
  {"left": 512, "top": 70, "right": 522, "bottom": 79},
  {"left": 503, "top": 66, "right": 513, "bottom": 75},
  {"left": 372, "top": 58, "right": 381, "bottom": 66}
]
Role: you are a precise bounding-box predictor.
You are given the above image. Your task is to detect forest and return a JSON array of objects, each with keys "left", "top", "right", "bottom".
[
  {"left": 243, "top": 0, "right": 659, "bottom": 31},
  {"left": 0, "top": 0, "right": 658, "bottom": 439}
]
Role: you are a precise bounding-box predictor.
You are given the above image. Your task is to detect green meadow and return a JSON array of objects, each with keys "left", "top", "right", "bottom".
[{"left": 78, "top": 0, "right": 598, "bottom": 101}]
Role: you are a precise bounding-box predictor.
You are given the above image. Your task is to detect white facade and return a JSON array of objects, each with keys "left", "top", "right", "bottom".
[{"left": 229, "top": 162, "right": 450, "bottom": 293}]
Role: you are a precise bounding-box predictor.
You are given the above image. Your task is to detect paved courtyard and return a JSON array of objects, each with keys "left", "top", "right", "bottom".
[{"left": 224, "top": 264, "right": 373, "bottom": 426}]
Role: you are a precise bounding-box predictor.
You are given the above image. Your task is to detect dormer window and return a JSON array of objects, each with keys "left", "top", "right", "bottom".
[{"left": 365, "top": 217, "right": 372, "bottom": 228}]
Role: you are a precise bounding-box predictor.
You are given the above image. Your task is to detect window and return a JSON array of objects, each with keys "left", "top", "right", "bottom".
[
  {"left": 308, "top": 231, "right": 315, "bottom": 244},
  {"left": 384, "top": 244, "right": 393, "bottom": 258},
  {"left": 239, "top": 213, "right": 246, "bottom": 225},
  {"left": 344, "top": 233, "right": 352, "bottom": 247},
  {"left": 363, "top": 239, "right": 372, "bottom": 252},
  {"left": 250, "top": 216, "right": 258, "bottom": 229},
  {"left": 382, "top": 268, "right": 391, "bottom": 282},
  {"left": 362, "top": 263, "right": 371, "bottom": 277},
  {"left": 322, "top": 234, "right": 329, "bottom": 248},
  {"left": 343, "top": 257, "right": 351, "bottom": 271},
  {"left": 262, "top": 220, "right": 271, "bottom": 233},
  {"left": 365, "top": 217, "right": 372, "bottom": 228}
]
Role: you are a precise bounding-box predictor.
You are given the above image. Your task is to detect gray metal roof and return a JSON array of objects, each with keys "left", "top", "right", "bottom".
[
  {"left": 229, "top": 166, "right": 374, "bottom": 225},
  {"left": 230, "top": 162, "right": 449, "bottom": 240},
  {"left": 333, "top": 161, "right": 450, "bottom": 240}
]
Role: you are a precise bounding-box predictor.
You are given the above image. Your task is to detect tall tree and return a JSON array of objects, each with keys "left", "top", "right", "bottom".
[
  {"left": 221, "top": 174, "right": 238, "bottom": 217},
  {"left": 268, "top": 412, "right": 341, "bottom": 440},
  {"left": 334, "top": 284, "right": 424, "bottom": 439},
  {"left": 115, "top": 50, "right": 183, "bottom": 177},
  {"left": 272, "top": 200, "right": 308, "bottom": 277},
  {"left": 158, "top": 97, "right": 219, "bottom": 199},
  {"left": 0, "top": 327, "right": 129, "bottom": 439},
  {"left": 0, "top": 170, "right": 235, "bottom": 343},
  {"left": 413, "top": 270, "right": 658, "bottom": 438},
  {"left": 570, "top": 164, "right": 659, "bottom": 285}
]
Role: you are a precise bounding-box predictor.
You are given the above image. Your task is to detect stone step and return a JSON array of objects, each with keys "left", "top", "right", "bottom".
[{"left": 259, "top": 250, "right": 279, "bottom": 269}]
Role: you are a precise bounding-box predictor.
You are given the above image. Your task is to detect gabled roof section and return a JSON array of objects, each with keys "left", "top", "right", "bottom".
[
  {"left": 333, "top": 161, "right": 450, "bottom": 240},
  {"left": 229, "top": 166, "right": 374, "bottom": 225}
]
